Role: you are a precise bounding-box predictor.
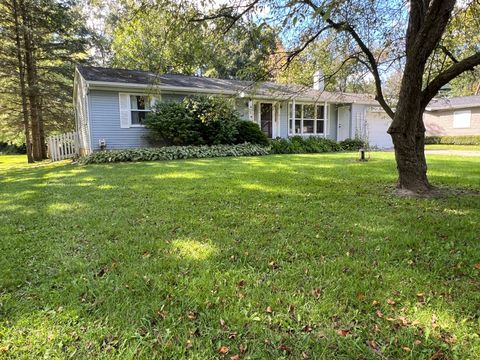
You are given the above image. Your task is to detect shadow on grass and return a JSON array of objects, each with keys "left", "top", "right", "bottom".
[{"left": 0, "top": 153, "right": 479, "bottom": 358}]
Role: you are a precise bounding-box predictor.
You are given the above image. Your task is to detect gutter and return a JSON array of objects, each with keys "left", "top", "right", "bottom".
[{"left": 85, "top": 80, "right": 379, "bottom": 106}]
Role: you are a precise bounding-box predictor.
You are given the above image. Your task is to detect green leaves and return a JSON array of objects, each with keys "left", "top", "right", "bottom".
[
  {"left": 146, "top": 95, "right": 268, "bottom": 147},
  {"left": 79, "top": 144, "right": 271, "bottom": 164}
]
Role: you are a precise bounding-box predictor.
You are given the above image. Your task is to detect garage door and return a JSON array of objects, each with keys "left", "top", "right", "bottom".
[{"left": 366, "top": 112, "right": 393, "bottom": 149}]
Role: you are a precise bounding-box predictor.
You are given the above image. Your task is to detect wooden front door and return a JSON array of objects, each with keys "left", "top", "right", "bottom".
[{"left": 260, "top": 103, "right": 273, "bottom": 138}]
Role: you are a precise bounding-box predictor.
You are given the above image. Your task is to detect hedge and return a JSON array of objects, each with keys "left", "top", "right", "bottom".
[
  {"left": 425, "top": 135, "right": 480, "bottom": 145},
  {"left": 79, "top": 144, "right": 270, "bottom": 164},
  {"left": 269, "top": 136, "right": 364, "bottom": 154},
  {"left": 0, "top": 142, "right": 26, "bottom": 155}
]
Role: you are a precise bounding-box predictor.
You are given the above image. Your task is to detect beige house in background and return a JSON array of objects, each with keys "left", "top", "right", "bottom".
[{"left": 424, "top": 95, "right": 480, "bottom": 136}]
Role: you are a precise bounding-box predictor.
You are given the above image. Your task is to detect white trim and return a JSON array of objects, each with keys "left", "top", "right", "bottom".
[
  {"left": 325, "top": 102, "right": 329, "bottom": 136},
  {"left": 119, "top": 93, "right": 153, "bottom": 128},
  {"left": 288, "top": 102, "right": 327, "bottom": 136},
  {"left": 248, "top": 100, "right": 254, "bottom": 121}
]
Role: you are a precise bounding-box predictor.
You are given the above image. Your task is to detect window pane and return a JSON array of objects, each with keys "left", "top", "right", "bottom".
[
  {"left": 316, "top": 105, "right": 325, "bottom": 119},
  {"left": 304, "top": 120, "right": 314, "bottom": 133},
  {"left": 304, "top": 105, "right": 314, "bottom": 119},
  {"left": 130, "top": 95, "right": 150, "bottom": 110},
  {"left": 295, "top": 104, "right": 302, "bottom": 118},
  {"left": 316, "top": 120, "right": 325, "bottom": 134},
  {"left": 131, "top": 111, "right": 147, "bottom": 125},
  {"left": 295, "top": 120, "right": 301, "bottom": 134},
  {"left": 289, "top": 118, "right": 293, "bottom": 132}
]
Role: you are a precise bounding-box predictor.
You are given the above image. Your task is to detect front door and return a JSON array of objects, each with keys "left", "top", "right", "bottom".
[
  {"left": 260, "top": 103, "right": 273, "bottom": 138},
  {"left": 337, "top": 107, "right": 350, "bottom": 141}
]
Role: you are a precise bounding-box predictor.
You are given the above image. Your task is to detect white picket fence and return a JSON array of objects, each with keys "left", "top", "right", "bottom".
[{"left": 48, "top": 131, "right": 79, "bottom": 161}]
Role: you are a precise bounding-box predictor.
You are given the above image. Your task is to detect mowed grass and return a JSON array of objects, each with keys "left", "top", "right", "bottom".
[
  {"left": 425, "top": 144, "right": 480, "bottom": 151},
  {"left": 1, "top": 153, "right": 479, "bottom": 359}
]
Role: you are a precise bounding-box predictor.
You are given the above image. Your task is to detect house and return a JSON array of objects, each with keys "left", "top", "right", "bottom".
[
  {"left": 74, "top": 65, "right": 395, "bottom": 154},
  {"left": 424, "top": 95, "right": 480, "bottom": 136}
]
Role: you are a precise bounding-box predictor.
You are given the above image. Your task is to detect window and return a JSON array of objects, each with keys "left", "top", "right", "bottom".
[
  {"left": 294, "top": 104, "right": 302, "bottom": 134},
  {"left": 316, "top": 105, "right": 325, "bottom": 134},
  {"left": 289, "top": 103, "right": 326, "bottom": 135},
  {"left": 130, "top": 95, "right": 151, "bottom": 125},
  {"left": 453, "top": 110, "right": 471, "bottom": 128}
]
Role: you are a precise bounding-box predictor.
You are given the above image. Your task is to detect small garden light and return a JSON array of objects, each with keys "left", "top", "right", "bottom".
[{"left": 358, "top": 147, "right": 368, "bottom": 161}]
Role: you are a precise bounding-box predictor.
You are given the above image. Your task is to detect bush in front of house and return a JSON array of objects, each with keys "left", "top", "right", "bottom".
[
  {"left": 425, "top": 135, "right": 480, "bottom": 145},
  {"left": 184, "top": 96, "right": 240, "bottom": 145},
  {"left": 235, "top": 121, "right": 269, "bottom": 146},
  {"left": 146, "top": 96, "right": 246, "bottom": 146},
  {"left": 270, "top": 136, "right": 343, "bottom": 154},
  {"left": 339, "top": 138, "right": 366, "bottom": 151},
  {"left": 145, "top": 101, "right": 202, "bottom": 146},
  {"left": 79, "top": 143, "right": 270, "bottom": 164}
]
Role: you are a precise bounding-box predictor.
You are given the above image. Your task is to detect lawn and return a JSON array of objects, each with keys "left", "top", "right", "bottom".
[
  {"left": 1, "top": 153, "right": 479, "bottom": 359},
  {"left": 425, "top": 144, "right": 480, "bottom": 151}
]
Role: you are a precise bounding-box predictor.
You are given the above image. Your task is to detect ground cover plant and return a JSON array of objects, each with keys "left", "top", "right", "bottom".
[
  {"left": 0, "top": 153, "right": 479, "bottom": 359},
  {"left": 78, "top": 144, "right": 270, "bottom": 164}
]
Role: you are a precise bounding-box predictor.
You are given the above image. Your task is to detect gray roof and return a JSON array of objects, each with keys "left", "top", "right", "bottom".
[
  {"left": 426, "top": 95, "right": 480, "bottom": 111},
  {"left": 77, "top": 65, "right": 378, "bottom": 105}
]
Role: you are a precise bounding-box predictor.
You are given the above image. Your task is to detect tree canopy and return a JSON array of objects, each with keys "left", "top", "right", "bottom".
[{"left": 109, "top": 1, "right": 278, "bottom": 80}]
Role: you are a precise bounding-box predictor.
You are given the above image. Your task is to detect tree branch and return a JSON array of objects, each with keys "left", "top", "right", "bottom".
[
  {"left": 190, "top": 0, "right": 260, "bottom": 33},
  {"left": 301, "top": 0, "right": 394, "bottom": 119},
  {"left": 438, "top": 45, "right": 459, "bottom": 63},
  {"left": 421, "top": 52, "right": 480, "bottom": 108},
  {"left": 286, "top": 25, "right": 333, "bottom": 63}
]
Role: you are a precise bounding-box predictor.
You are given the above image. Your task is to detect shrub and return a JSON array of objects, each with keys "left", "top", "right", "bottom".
[
  {"left": 144, "top": 102, "right": 202, "bottom": 146},
  {"left": 79, "top": 144, "right": 270, "bottom": 164},
  {"left": 235, "top": 121, "right": 269, "bottom": 146},
  {"left": 339, "top": 138, "right": 366, "bottom": 151},
  {"left": 424, "top": 135, "right": 480, "bottom": 145},
  {"left": 145, "top": 96, "right": 240, "bottom": 146},
  {"left": 270, "top": 136, "right": 341, "bottom": 154},
  {"left": 184, "top": 96, "right": 239, "bottom": 145},
  {"left": 0, "top": 142, "right": 26, "bottom": 155}
]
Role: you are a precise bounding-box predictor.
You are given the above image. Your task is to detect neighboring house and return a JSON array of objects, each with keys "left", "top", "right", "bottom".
[
  {"left": 424, "top": 95, "right": 480, "bottom": 136},
  {"left": 74, "top": 65, "right": 395, "bottom": 154}
]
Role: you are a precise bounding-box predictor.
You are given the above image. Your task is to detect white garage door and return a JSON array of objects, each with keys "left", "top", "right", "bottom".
[{"left": 366, "top": 112, "right": 393, "bottom": 149}]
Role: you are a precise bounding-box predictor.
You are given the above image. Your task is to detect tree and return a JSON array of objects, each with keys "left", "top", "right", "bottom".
[
  {"left": 0, "top": 0, "right": 88, "bottom": 162},
  {"left": 110, "top": 0, "right": 277, "bottom": 80},
  {"left": 198, "top": 0, "right": 480, "bottom": 192},
  {"left": 274, "top": 37, "right": 375, "bottom": 93}
]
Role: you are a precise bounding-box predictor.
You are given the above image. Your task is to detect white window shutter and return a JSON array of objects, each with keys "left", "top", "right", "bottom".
[
  {"left": 119, "top": 93, "right": 130, "bottom": 128},
  {"left": 150, "top": 96, "right": 158, "bottom": 108}
]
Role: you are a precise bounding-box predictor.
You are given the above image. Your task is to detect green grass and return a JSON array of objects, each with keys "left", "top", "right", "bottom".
[
  {"left": 1, "top": 153, "right": 479, "bottom": 359},
  {"left": 425, "top": 144, "right": 480, "bottom": 151}
]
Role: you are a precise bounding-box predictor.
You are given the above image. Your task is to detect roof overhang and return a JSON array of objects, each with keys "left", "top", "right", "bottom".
[
  {"left": 86, "top": 80, "right": 238, "bottom": 96},
  {"left": 83, "top": 79, "right": 378, "bottom": 106},
  {"left": 425, "top": 103, "right": 480, "bottom": 111}
]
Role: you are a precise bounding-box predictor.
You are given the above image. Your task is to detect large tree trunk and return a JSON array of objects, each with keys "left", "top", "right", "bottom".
[
  {"left": 38, "top": 96, "right": 47, "bottom": 158},
  {"left": 11, "top": 0, "right": 33, "bottom": 163},
  {"left": 21, "top": 0, "right": 44, "bottom": 161},
  {"left": 391, "top": 116, "right": 431, "bottom": 193},
  {"left": 388, "top": 58, "right": 432, "bottom": 193}
]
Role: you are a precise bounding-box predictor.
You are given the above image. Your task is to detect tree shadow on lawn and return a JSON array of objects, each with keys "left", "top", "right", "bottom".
[{"left": 1, "top": 154, "right": 479, "bottom": 358}]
